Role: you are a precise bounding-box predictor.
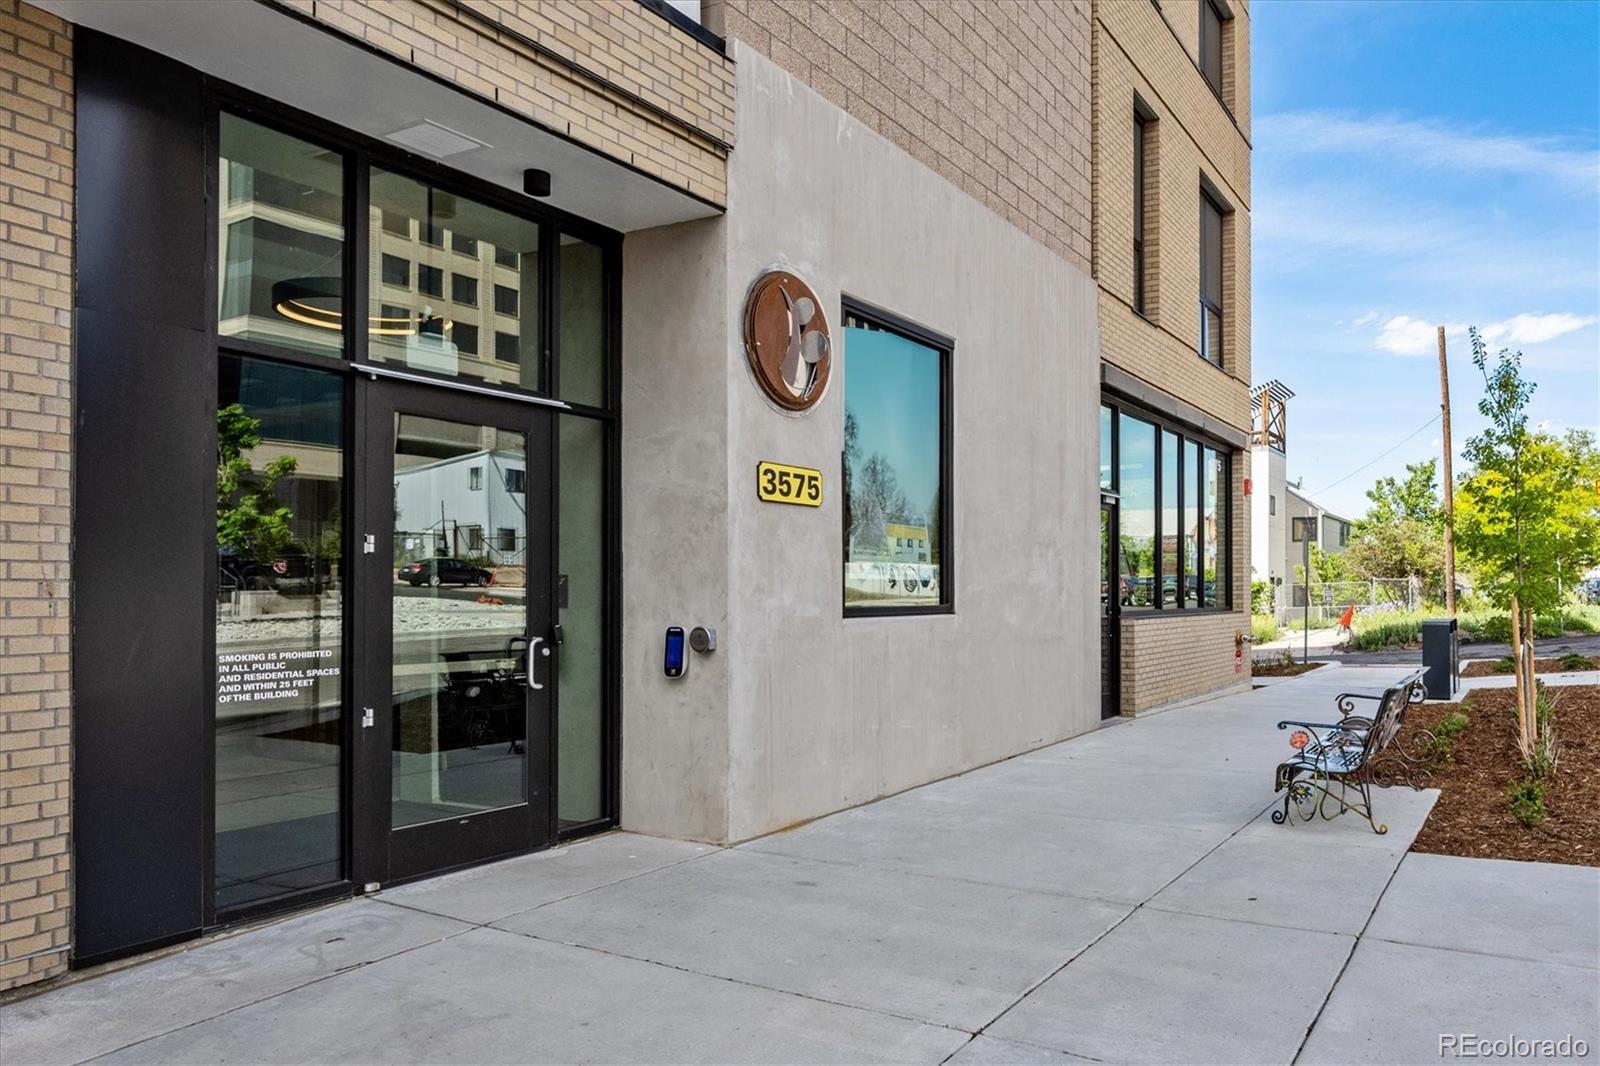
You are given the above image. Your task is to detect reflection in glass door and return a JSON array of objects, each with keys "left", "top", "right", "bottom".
[
  {"left": 214, "top": 355, "right": 345, "bottom": 911},
  {"left": 390, "top": 413, "right": 530, "bottom": 828},
  {"left": 1101, "top": 501, "right": 1120, "bottom": 719}
]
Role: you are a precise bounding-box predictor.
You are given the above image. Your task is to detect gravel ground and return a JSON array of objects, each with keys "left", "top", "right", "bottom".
[{"left": 218, "top": 595, "right": 521, "bottom": 646}]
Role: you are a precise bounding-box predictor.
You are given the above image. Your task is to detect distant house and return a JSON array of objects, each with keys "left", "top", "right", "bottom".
[
  {"left": 1250, "top": 380, "right": 1354, "bottom": 617},
  {"left": 393, "top": 447, "right": 526, "bottom": 565},
  {"left": 882, "top": 521, "right": 931, "bottom": 563}
]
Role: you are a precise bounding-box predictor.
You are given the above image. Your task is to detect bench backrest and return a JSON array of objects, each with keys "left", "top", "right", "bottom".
[{"left": 1359, "top": 669, "right": 1427, "bottom": 763}]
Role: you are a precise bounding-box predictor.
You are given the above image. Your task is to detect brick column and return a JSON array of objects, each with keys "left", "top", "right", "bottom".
[{"left": 0, "top": 0, "right": 73, "bottom": 992}]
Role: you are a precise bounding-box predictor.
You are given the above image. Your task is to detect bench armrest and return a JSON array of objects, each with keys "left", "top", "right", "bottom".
[{"left": 1277, "top": 720, "right": 1345, "bottom": 731}]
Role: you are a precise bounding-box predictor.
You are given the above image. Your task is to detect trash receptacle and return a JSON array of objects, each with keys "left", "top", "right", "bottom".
[{"left": 1421, "top": 618, "right": 1458, "bottom": 700}]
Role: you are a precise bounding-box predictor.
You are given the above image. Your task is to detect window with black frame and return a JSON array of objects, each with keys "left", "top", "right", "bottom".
[
  {"left": 842, "top": 305, "right": 951, "bottom": 613},
  {"left": 1200, "top": 0, "right": 1225, "bottom": 100},
  {"left": 1200, "top": 192, "right": 1224, "bottom": 366},
  {"left": 210, "top": 109, "right": 624, "bottom": 898},
  {"left": 1134, "top": 109, "right": 1149, "bottom": 315},
  {"left": 1101, "top": 401, "right": 1231, "bottom": 612}
]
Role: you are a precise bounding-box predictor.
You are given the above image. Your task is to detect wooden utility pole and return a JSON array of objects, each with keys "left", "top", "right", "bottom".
[{"left": 1437, "top": 325, "right": 1457, "bottom": 615}]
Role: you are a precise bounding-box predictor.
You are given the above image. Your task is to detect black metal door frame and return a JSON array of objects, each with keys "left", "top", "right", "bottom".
[
  {"left": 352, "top": 372, "right": 560, "bottom": 888},
  {"left": 1101, "top": 493, "right": 1121, "bottom": 719}
]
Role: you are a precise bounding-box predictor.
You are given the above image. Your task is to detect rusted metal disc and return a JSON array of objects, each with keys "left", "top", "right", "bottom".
[{"left": 742, "top": 270, "right": 831, "bottom": 412}]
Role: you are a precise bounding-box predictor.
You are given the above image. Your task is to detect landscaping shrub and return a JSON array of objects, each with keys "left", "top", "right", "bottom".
[
  {"left": 1422, "top": 711, "right": 1470, "bottom": 764},
  {"left": 1559, "top": 653, "right": 1596, "bottom": 672},
  {"left": 1251, "top": 615, "right": 1280, "bottom": 645},
  {"left": 1350, "top": 605, "right": 1600, "bottom": 650},
  {"left": 1489, "top": 656, "right": 1515, "bottom": 674},
  {"left": 1507, "top": 777, "right": 1547, "bottom": 827},
  {"left": 1347, "top": 610, "right": 1426, "bottom": 650}
]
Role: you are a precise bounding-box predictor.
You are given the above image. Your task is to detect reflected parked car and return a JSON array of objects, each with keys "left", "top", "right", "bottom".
[{"left": 398, "top": 557, "right": 492, "bottom": 587}]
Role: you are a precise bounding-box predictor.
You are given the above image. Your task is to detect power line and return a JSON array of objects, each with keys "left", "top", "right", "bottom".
[{"left": 1306, "top": 412, "right": 1442, "bottom": 498}]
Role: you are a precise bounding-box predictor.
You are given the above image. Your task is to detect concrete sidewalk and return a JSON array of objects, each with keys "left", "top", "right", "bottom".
[{"left": 4, "top": 665, "right": 1596, "bottom": 1064}]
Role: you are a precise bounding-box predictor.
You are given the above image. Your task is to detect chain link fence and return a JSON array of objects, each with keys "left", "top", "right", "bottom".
[{"left": 1274, "top": 577, "right": 1420, "bottom": 626}]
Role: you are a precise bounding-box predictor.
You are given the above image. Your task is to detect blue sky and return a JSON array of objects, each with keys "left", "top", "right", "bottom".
[
  {"left": 1253, "top": 0, "right": 1599, "bottom": 519},
  {"left": 844, "top": 325, "right": 941, "bottom": 517}
]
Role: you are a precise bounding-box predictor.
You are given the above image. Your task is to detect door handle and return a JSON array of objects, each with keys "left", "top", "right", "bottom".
[{"left": 527, "top": 636, "right": 546, "bottom": 690}]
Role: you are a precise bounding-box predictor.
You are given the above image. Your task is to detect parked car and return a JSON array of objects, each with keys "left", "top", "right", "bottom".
[{"left": 398, "top": 557, "right": 491, "bottom": 587}]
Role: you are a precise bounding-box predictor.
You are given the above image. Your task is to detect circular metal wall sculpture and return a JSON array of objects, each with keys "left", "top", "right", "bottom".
[{"left": 742, "top": 270, "right": 832, "bottom": 411}]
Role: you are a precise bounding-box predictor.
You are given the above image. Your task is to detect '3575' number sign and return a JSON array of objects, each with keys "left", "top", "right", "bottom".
[{"left": 756, "top": 461, "right": 822, "bottom": 507}]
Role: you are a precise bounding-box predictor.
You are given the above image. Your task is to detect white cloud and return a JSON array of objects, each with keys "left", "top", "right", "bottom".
[
  {"left": 1258, "top": 111, "right": 1600, "bottom": 194},
  {"left": 1483, "top": 312, "right": 1598, "bottom": 346},
  {"left": 1371, "top": 312, "right": 1597, "bottom": 356},
  {"left": 1352, "top": 310, "right": 1380, "bottom": 327},
  {"left": 1375, "top": 315, "right": 1445, "bottom": 356}
]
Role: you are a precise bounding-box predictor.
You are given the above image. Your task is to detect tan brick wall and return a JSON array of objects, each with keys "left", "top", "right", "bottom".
[
  {"left": 1095, "top": 0, "right": 1253, "bottom": 712},
  {"left": 271, "top": 0, "right": 735, "bottom": 204},
  {"left": 0, "top": 0, "right": 72, "bottom": 993},
  {"left": 703, "top": 0, "right": 1093, "bottom": 274}
]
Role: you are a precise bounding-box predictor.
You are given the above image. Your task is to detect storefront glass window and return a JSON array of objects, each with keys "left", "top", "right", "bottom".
[
  {"left": 368, "top": 170, "right": 541, "bottom": 391},
  {"left": 214, "top": 354, "right": 344, "bottom": 911},
  {"left": 1117, "top": 414, "right": 1157, "bottom": 611},
  {"left": 560, "top": 236, "right": 606, "bottom": 408},
  {"left": 842, "top": 310, "right": 950, "bottom": 612},
  {"left": 1204, "top": 447, "right": 1223, "bottom": 607},
  {"left": 1160, "top": 429, "right": 1180, "bottom": 608},
  {"left": 217, "top": 115, "right": 345, "bottom": 357},
  {"left": 1104, "top": 399, "right": 1231, "bottom": 612},
  {"left": 558, "top": 416, "right": 606, "bottom": 826},
  {"left": 1183, "top": 438, "right": 1202, "bottom": 607},
  {"left": 1099, "top": 404, "right": 1113, "bottom": 490}
]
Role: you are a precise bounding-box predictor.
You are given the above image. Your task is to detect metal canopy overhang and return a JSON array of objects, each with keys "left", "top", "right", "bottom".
[{"left": 36, "top": 0, "right": 722, "bottom": 233}]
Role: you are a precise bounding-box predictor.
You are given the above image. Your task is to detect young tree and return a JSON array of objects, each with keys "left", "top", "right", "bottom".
[
  {"left": 217, "top": 402, "right": 298, "bottom": 562},
  {"left": 1452, "top": 330, "right": 1600, "bottom": 763}
]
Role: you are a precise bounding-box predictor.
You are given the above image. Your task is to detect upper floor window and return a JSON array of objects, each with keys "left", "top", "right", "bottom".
[
  {"left": 1200, "top": 0, "right": 1225, "bottom": 99},
  {"left": 1134, "top": 111, "right": 1149, "bottom": 315},
  {"left": 1199, "top": 192, "right": 1224, "bottom": 367}
]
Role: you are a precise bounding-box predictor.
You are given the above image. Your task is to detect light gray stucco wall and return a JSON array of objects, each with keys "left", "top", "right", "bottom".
[
  {"left": 719, "top": 45, "right": 1101, "bottom": 841},
  {"left": 619, "top": 218, "right": 733, "bottom": 842}
]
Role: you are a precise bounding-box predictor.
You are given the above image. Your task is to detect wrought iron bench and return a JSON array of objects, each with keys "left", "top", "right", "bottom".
[{"left": 1272, "top": 668, "right": 1432, "bottom": 835}]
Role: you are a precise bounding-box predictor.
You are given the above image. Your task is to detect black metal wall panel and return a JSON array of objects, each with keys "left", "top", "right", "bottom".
[{"left": 72, "top": 31, "right": 211, "bottom": 964}]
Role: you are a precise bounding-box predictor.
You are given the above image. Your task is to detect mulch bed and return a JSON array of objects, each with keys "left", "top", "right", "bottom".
[
  {"left": 1460, "top": 655, "right": 1597, "bottom": 678},
  {"left": 1401, "top": 685, "right": 1599, "bottom": 866},
  {"left": 1251, "top": 661, "right": 1324, "bottom": 677}
]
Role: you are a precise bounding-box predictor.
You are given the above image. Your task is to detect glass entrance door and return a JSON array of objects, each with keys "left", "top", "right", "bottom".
[{"left": 360, "top": 379, "right": 555, "bottom": 883}]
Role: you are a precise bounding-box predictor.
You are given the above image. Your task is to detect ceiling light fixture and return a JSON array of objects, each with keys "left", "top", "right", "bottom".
[{"left": 271, "top": 277, "right": 449, "bottom": 337}]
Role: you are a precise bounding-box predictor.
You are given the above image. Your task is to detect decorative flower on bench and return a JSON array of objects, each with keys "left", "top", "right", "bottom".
[{"left": 1289, "top": 730, "right": 1310, "bottom": 751}]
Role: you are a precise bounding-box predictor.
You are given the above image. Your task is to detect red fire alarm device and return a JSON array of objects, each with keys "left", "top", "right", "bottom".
[{"left": 1243, "top": 477, "right": 1253, "bottom": 496}]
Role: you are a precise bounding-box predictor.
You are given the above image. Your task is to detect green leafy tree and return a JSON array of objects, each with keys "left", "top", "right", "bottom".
[
  {"left": 217, "top": 402, "right": 298, "bottom": 562},
  {"left": 1361, "top": 459, "right": 1444, "bottom": 531},
  {"left": 1345, "top": 459, "right": 1445, "bottom": 600},
  {"left": 1458, "top": 429, "right": 1600, "bottom": 616}
]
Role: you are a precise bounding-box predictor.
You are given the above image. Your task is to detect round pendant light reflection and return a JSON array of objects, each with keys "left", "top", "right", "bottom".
[{"left": 271, "top": 276, "right": 449, "bottom": 337}]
